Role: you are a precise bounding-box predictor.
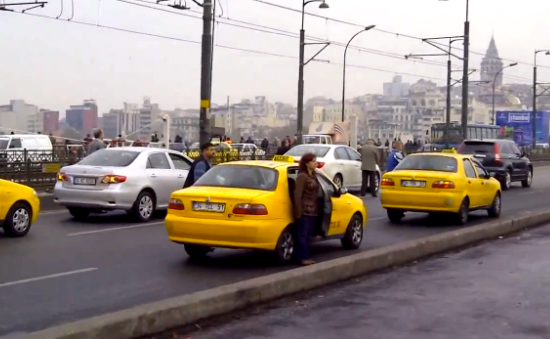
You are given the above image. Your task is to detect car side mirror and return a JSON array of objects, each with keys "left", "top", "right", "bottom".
[{"left": 338, "top": 187, "right": 348, "bottom": 195}]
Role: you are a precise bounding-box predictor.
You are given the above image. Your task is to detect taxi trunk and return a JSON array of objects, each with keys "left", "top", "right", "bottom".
[
  {"left": 166, "top": 186, "right": 282, "bottom": 249},
  {"left": 170, "top": 186, "right": 272, "bottom": 220},
  {"left": 381, "top": 170, "right": 462, "bottom": 211}
]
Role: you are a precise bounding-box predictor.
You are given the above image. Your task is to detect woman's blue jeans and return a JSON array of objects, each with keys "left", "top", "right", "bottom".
[{"left": 295, "top": 215, "right": 315, "bottom": 262}]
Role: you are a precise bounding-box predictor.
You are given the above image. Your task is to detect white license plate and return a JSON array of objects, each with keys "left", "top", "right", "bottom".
[
  {"left": 402, "top": 180, "right": 426, "bottom": 188},
  {"left": 192, "top": 202, "right": 225, "bottom": 212},
  {"left": 73, "top": 177, "right": 96, "bottom": 185}
]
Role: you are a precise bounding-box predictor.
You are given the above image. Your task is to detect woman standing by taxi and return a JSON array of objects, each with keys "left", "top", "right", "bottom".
[{"left": 293, "top": 153, "right": 320, "bottom": 266}]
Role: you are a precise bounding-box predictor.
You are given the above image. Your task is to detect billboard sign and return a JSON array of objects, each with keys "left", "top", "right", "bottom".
[{"left": 495, "top": 111, "right": 549, "bottom": 146}]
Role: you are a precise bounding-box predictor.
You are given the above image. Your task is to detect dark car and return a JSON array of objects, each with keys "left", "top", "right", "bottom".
[{"left": 457, "top": 139, "right": 532, "bottom": 190}]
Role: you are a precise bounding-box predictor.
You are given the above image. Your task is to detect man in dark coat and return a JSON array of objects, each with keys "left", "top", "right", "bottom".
[{"left": 183, "top": 142, "right": 215, "bottom": 188}]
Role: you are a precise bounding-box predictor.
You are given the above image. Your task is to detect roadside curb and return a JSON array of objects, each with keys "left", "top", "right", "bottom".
[{"left": 13, "top": 209, "right": 550, "bottom": 339}]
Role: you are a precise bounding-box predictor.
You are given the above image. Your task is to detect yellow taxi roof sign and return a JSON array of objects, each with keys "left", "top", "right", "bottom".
[
  {"left": 272, "top": 155, "right": 295, "bottom": 162},
  {"left": 441, "top": 149, "right": 457, "bottom": 154}
]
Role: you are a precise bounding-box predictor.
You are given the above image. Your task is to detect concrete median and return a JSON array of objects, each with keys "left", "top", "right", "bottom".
[{"left": 9, "top": 208, "right": 550, "bottom": 339}]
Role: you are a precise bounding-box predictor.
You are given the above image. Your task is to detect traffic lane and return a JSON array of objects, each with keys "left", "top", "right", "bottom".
[
  {"left": 3, "top": 186, "right": 550, "bottom": 336},
  {"left": 177, "top": 223, "right": 550, "bottom": 339}
]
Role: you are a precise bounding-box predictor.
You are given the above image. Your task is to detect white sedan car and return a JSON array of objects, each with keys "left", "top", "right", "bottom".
[
  {"left": 284, "top": 144, "right": 381, "bottom": 193},
  {"left": 54, "top": 147, "right": 192, "bottom": 222}
]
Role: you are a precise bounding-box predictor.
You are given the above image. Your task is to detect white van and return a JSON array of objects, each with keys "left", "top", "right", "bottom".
[{"left": 0, "top": 134, "right": 54, "bottom": 163}]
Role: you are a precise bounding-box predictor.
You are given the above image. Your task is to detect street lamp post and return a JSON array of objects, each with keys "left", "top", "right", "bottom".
[
  {"left": 533, "top": 50, "right": 550, "bottom": 148},
  {"left": 491, "top": 62, "right": 518, "bottom": 124},
  {"left": 341, "top": 25, "right": 375, "bottom": 122},
  {"left": 297, "top": 0, "right": 329, "bottom": 144}
]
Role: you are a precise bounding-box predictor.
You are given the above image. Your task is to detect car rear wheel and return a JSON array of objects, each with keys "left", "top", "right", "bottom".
[
  {"left": 184, "top": 244, "right": 211, "bottom": 259},
  {"left": 131, "top": 191, "right": 155, "bottom": 222},
  {"left": 501, "top": 170, "right": 512, "bottom": 190},
  {"left": 456, "top": 198, "right": 469, "bottom": 225},
  {"left": 487, "top": 192, "right": 501, "bottom": 218},
  {"left": 333, "top": 174, "right": 343, "bottom": 188},
  {"left": 341, "top": 214, "right": 363, "bottom": 250},
  {"left": 3, "top": 202, "right": 32, "bottom": 237},
  {"left": 387, "top": 209, "right": 404, "bottom": 223},
  {"left": 68, "top": 207, "right": 91, "bottom": 220},
  {"left": 274, "top": 227, "right": 295, "bottom": 264},
  {"left": 521, "top": 169, "right": 532, "bottom": 188}
]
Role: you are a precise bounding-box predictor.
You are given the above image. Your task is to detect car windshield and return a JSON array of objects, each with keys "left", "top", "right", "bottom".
[
  {"left": 396, "top": 155, "right": 458, "bottom": 173},
  {"left": 459, "top": 142, "right": 495, "bottom": 154},
  {"left": 0, "top": 139, "right": 9, "bottom": 149},
  {"left": 285, "top": 145, "right": 330, "bottom": 158},
  {"left": 189, "top": 142, "right": 200, "bottom": 150},
  {"left": 77, "top": 149, "right": 140, "bottom": 167},
  {"left": 194, "top": 165, "right": 279, "bottom": 191}
]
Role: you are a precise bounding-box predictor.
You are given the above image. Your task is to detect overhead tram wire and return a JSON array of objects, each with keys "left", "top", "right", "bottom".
[
  {"left": 116, "top": 0, "right": 453, "bottom": 69},
  {"left": 246, "top": 0, "right": 550, "bottom": 70},
  {"left": 1, "top": 9, "right": 447, "bottom": 81}
]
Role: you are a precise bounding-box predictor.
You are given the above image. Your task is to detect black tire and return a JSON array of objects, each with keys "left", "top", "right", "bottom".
[
  {"left": 521, "top": 168, "right": 533, "bottom": 188},
  {"left": 341, "top": 214, "right": 364, "bottom": 250},
  {"left": 274, "top": 227, "right": 295, "bottom": 264},
  {"left": 184, "top": 244, "right": 211, "bottom": 259},
  {"left": 501, "top": 170, "right": 512, "bottom": 190},
  {"left": 68, "top": 207, "right": 91, "bottom": 220},
  {"left": 487, "top": 192, "right": 501, "bottom": 218},
  {"left": 456, "top": 198, "right": 470, "bottom": 225},
  {"left": 2, "top": 202, "right": 32, "bottom": 237},
  {"left": 387, "top": 209, "right": 404, "bottom": 223},
  {"left": 333, "top": 174, "right": 343, "bottom": 188},
  {"left": 131, "top": 190, "right": 155, "bottom": 222}
]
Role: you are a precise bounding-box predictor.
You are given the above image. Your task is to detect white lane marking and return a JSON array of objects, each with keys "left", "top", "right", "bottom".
[
  {"left": 0, "top": 268, "right": 98, "bottom": 288},
  {"left": 369, "top": 216, "right": 386, "bottom": 221},
  {"left": 67, "top": 221, "right": 163, "bottom": 236}
]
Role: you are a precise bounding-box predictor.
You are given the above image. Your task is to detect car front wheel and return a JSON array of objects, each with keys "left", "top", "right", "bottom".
[
  {"left": 3, "top": 202, "right": 32, "bottom": 237},
  {"left": 521, "top": 169, "right": 532, "bottom": 188},
  {"left": 341, "top": 214, "right": 363, "bottom": 250}
]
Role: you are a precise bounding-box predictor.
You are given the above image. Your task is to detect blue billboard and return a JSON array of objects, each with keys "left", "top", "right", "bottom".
[{"left": 495, "top": 111, "right": 550, "bottom": 146}]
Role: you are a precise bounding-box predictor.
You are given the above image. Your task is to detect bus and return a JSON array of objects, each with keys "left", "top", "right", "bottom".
[{"left": 430, "top": 122, "right": 501, "bottom": 150}]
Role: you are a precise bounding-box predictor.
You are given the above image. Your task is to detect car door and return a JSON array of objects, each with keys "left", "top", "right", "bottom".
[
  {"left": 462, "top": 158, "right": 483, "bottom": 208},
  {"left": 167, "top": 152, "right": 191, "bottom": 189},
  {"left": 0, "top": 180, "right": 7, "bottom": 220},
  {"left": 316, "top": 173, "right": 349, "bottom": 236},
  {"left": 509, "top": 142, "right": 529, "bottom": 179},
  {"left": 146, "top": 152, "right": 174, "bottom": 207},
  {"left": 471, "top": 159, "right": 495, "bottom": 205},
  {"left": 344, "top": 146, "right": 362, "bottom": 188},
  {"left": 333, "top": 147, "right": 354, "bottom": 188}
]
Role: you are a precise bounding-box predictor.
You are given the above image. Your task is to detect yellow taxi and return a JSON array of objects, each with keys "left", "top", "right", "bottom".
[
  {"left": 380, "top": 150, "right": 501, "bottom": 225},
  {"left": 0, "top": 179, "right": 41, "bottom": 237},
  {"left": 165, "top": 155, "right": 367, "bottom": 264}
]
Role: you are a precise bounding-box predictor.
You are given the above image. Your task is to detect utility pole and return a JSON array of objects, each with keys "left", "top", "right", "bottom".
[
  {"left": 405, "top": 36, "right": 463, "bottom": 149},
  {"left": 460, "top": 2, "right": 470, "bottom": 140},
  {"left": 199, "top": 0, "right": 214, "bottom": 145}
]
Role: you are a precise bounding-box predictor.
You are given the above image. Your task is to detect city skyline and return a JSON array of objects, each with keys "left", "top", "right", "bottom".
[{"left": 2, "top": 0, "right": 550, "bottom": 113}]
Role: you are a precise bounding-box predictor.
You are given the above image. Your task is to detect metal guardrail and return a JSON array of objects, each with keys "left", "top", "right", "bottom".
[{"left": 2, "top": 147, "right": 550, "bottom": 189}]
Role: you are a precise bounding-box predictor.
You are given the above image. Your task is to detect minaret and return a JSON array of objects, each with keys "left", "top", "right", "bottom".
[{"left": 480, "top": 35, "right": 504, "bottom": 87}]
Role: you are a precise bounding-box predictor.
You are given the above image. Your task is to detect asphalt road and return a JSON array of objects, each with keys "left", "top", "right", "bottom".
[
  {"left": 2, "top": 168, "right": 550, "bottom": 336},
  {"left": 173, "top": 223, "right": 550, "bottom": 339}
]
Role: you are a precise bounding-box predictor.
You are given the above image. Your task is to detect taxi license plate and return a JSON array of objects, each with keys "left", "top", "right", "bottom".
[
  {"left": 193, "top": 202, "right": 225, "bottom": 212},
  {"left": 401, "top": 180, "right": 426, "bottom": 188},
  {"left": 73, "top": 177, "right": 96, "bottom": 185}
]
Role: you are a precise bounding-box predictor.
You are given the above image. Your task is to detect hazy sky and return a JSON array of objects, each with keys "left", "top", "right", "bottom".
[{"left": 2, "top": 0, "right": 550, "bottom": 114}]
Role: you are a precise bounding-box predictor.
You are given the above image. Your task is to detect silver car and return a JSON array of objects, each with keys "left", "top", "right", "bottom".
[{"left": 54, "top": 147, "right": 192, "bottom": 221}]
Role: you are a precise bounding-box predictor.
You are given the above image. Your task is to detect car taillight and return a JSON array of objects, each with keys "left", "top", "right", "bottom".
[
  {"left": 168, "top": 198, "right": 184, "bottom": 210},
  {"left": 232, "top": 204, "right": 268, "bottom": 215},
  {"left": 101, "top": 175, "right": 127, "bottom": 184},
  {"left": 57, "top": 172, "right": 67, "bottom": 181},
  {"left": 432, "top": 181, "right": 455, "bottom": 189},
  {"left": 381, "top": 178, "right": 395, "bottom": 186},
  {"left": 317, "top": 161, "right": 325, "bottom": 169},
  {"left": 494, "top": 143, "right": 502, "bottom": 165}
]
